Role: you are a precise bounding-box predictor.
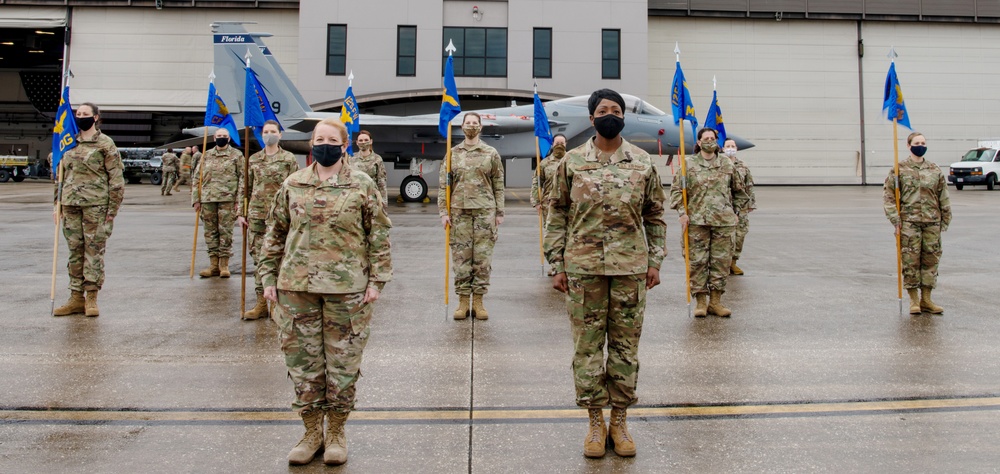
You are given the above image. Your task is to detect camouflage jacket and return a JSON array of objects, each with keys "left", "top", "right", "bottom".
[
  {"left": 350, "top": 151, "right": 388, "bottom": 204},
  {"left": 192, "top": 151, "right": 202, "bottom": 170},
  {"left": 56, "top": 131, "right": 126, "bottom": 218},
  {"left": 669, "top": 153, "right": 750, "bottom": 226},
  {"left": 244, "top": 147, "right": 298, "bottom": 222},
  {"left": 530, "top": 155, "right": 563, "bottom": 207},
  {"left": 180, "top": 152, "right": 193, "bottom": 169},
  {"left": 437, "top": 141, "right": 505, "bottom": 217},
  {"left": 191, "top": 146, "right": 245, "bottom": 213},
  {"left": 545, "top": 137, "right": 667, "bottom": 275},
  {"left": 731, "top": 156, "right": 756, "bottom": 213},
  {"left": 883, "top": 158, "right": 952, "bottom": 228},
  {"left": 260, "top": 163, "right": 393, "bottom": 294},
  {"left": 161, "top": 153, "right": 179, "bottom": 172}
]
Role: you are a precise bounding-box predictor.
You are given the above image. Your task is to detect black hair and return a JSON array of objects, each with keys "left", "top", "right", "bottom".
[
  {"left": 587, "top": 89, "right": 625, "bottom": 116},
  {"left": 693, "top": 127, "right": 718, "bottom": 154}
]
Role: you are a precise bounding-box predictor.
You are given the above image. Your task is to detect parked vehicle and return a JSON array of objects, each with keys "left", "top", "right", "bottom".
[
  {"left": 119, "top": 147, "right": 163, "bottom": 185},
  {"left": 948, "top": 144, "right": 1000, "bottom": 191},
  {"left": 0, "top": 155, "right": 30, "bottom": 183}
]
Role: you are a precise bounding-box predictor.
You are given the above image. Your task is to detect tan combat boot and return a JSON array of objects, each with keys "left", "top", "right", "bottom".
[
  {"left": 472, "top": 294, "right": 489, "bottom": 320},
  {"left": 324, "top": 410, "right": 349, "bottom": 465},
  {"left": 453, "top": 295, "right": 470, "bottom": 320},
  {"left": 84, "top": 290, "right": 99, "bottom": 317},
  {"left": 53, "top": 290, "right": 85, "bottom": 316},
  {"left": 218, "top": 257, "right": 231, "bottom": 278},
  {"left": 242, "top": 291, "right": 269, "bottom": 320},
  {"left": 920, "top": 287, "right": 944, "bottom": 314},
  {"left": 907, "top": 288, "right": 921, "bottom": 314},
  {"left": 608, "top": 407, "right": 636, "bottom": 457},
  {"left": 693, "top": 294, "right": 708, "bottom": 318},
  {"left": 199, "top": 256, "right": 220, "bottom": 278},
  {"left": 730, "top": 259, "right": 744, "bottom": 275},
  {"left": 707, "top": 290, "right": 732, "bottom": 317},
  {"left": 584, "top": 408, "right": 607, "bottom": 458},
  {"left": 287, "top": 408, "right": 324, "bottom": 465}
]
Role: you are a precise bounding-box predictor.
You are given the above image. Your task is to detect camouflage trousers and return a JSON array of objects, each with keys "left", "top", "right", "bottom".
[
  {"left": 449, "top": 207, "right": 497, "bottom": 296},
  {"left": 62, "top": 205, "right": 114, "bottom": 291},
  {"left": 565, "top": 273, "right": 646, "bottom": 409},
  {"left": 276, "top": 290, "right": 372, "bottom": 413},
  {"left": 176, "top": 167, "right": 191, "bottom": 186},
  {"left": 248, "top": 219, "right": 266, "bottom": 293},
  {"left": 733, "top": 214, "right": 749, "bottom": 260},
  {"left": 200, "top": 201, "right": 236, "bottom": 258},
  {"left": 160, "top": 171, "right": 177, "bottom": 194},
  {"left": 686, "top": 224, "right": 735, "bottom": 295},
  {"left": 901, "top": 221, "right": 942, "bottom": 289}
]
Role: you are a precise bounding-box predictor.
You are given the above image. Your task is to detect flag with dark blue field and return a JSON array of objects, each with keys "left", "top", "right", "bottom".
[
  {"left": 670, "top": 61, "right": 698, "bottom": 130},
  {"left": 882, "top": 62, "right": 911, "bottom": 129},
  {"left": 704, "top": 90, "right": 727, "bottom": 144},
  {"left": 533, "top": 92, "right": 553, "bottom": 158},
  {"left": 204, "top": 82, "right": 241, "bottom": 146},
  {"left": 51, "top": 86, "right": 79, "bottom": 173},
  {"left": 245, "top": 67, "right": 281, "bottom": 147},
  {"left": 339, "top": 85, "right": 360, "bottom": 154},
  {"left": 439, "top": 55, "right": 461, "bottom": 138}
]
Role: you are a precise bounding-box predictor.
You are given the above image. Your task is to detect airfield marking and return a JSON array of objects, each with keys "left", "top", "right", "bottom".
[{"left": 3, "top": 396, "right": 999, "bottom": 424}]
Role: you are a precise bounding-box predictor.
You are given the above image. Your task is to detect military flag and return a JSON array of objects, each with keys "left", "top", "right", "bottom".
[
  {"left": 51, "top": 86, "right": 79, "bottom": 173},
  {"left": 671, "top": 61, "right": 698, "bottom": 130},
  {"left": 204, "top": 82, "right": 241, "bottom": 146},
  {"left": 882, "top": 62, "right": 911, "bottom": 129},
  {"left": 339, "top": 85, "right": 360, "bottom": 154},
  {"left": 244, "top": 66, "right": 281, "bottom": 147},
  {"left": 439, "top": 55, "right": 462, "bottom": 137},
  {"left": 533, "top": 90, "right": 553, "bottom": 159},
  {"left": 705, "top": 89, "right": 727, "bottom": 145}
]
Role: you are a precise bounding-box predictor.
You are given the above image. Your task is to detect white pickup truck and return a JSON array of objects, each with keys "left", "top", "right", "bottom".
[{"left": 948, "top": 141, "right": 1000, "bottom": 190}]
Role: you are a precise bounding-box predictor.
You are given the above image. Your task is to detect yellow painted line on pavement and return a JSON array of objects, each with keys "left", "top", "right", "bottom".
[{"left": 3, "top": 397, "right": 999, "bottom": 423}]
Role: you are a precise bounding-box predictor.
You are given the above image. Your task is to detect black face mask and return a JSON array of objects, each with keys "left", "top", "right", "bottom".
[
  {"left": 76, "top": 116, "right": 96, "bottom": 131},
  {"left": 215, "top": 137, "right": 230, "bottom": 148},
  {"left": 910, "top": 145, "right": 928, "bottom": 157},
  {"left": 593, "top": 115, "right": 625, "bottom": 139},
  {"left": 312, "top": 144, "right": 343, "bottom": 167}
]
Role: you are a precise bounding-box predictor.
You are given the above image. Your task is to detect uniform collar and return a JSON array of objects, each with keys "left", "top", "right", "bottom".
[
  {"left": 301, "top": 162, "right": 353, "bottom": 187},
  {"left": 582, "top": 136, "right": 633, "bottom": 164},
  {"left": 457, "top": 140, "right": 486, "bottom": 152},
  {"left": 76, "top": 130, "right": 104, "bottom": 143}
]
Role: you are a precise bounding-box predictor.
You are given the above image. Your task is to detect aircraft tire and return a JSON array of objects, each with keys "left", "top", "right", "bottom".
[{"left": 400, "top": 176, "right": 428, "bottom": 203}]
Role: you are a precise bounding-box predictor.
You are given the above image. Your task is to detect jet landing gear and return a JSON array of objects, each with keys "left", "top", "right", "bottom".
[{"left": 399, "top": 175, "right": 429, "bottom": 202}]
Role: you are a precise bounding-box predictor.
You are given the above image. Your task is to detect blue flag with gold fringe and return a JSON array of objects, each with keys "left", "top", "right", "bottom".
[
  {"left": 882, "top": 62, "right": 911, "bottom": 129},
  {"left": 704, "top": 90, "right": 727, "bottom": 145},
  {"left": 245, "top": 66, "right": 281, "bottom": 147},
  {"left": 204, "top": 82, "right": 241, "bottom": 147},
  {"left": 51, "top": 86, "right": 79, "bottom": 173},
  {"left": 670, "top": 61, "right": 698, "bottom": 130},
  {"left": 439, "top": 55, "right": 462, "bottom": 138}
]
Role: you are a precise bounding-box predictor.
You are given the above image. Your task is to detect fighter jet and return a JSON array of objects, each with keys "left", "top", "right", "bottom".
[{"left": 184, "top": 22, "right": 753, "bottom": 201}]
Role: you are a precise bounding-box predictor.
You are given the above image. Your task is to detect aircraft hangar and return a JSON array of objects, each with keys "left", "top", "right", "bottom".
[{"left": 3, "top": 0, "right": 1000, "bottom": 185}]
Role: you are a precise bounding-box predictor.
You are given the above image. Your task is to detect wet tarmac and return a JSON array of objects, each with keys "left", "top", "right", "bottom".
[{"left": 2, "top": 180, "right": 999, "bottom": 473}]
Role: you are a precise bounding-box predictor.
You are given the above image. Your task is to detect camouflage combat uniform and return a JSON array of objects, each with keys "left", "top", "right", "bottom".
[
  {"left": 192, "top": 145, "right": 244, "bottom": 259},
  {"left": 243, "top": 147, "right": 298, "bottom": 294},
  {"left": 883, "top": 159, "right": 952, "bottom": 289},
  {"left": 730, "top": 156, "right": 756, "bottom": 260},
  {"left": 437, "top": 141, "right": 505, "bottom": 296},
  {"left": 544, "top": 137, "right": 666, "bottom": 409},
  {"left": 160, "top": 152, "right": 178, "bottom": 194},
  {"left": 530, "top": 152, "right": 564, "bottom": 231},
  {"left": 669, "top": 153, "right": 750, "bottom": 295},
  {"left": 56, "top": 131, "right": 125, "bottom": 292},
  {"left": 177, "top": 151, "right": 192, "bottom": 186},
  {"left": 260, "top": 163, "right": 392, "bottom": 413},
  {"left": 350, "top": 151, "right": 388, "bottom": 204},
  {"left": 191, "top": 151, "right": 202, "bottom": 184}
]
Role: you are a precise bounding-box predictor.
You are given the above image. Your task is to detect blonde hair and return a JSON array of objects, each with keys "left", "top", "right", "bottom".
[
  {"left": 310, "top": 118, "right": 349, "bottom": 145},
  {"left": 906, "top": 132, "right": 924, "bottom": 145}
]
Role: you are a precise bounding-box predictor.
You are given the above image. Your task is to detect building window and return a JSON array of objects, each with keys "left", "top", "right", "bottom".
[
  {"left": 602, "top": 29, "right": 620, "bottom": 79},
  {"left": 397, "top": 25, "right": 417, "bottom": 76},
  {"left": 327, "top": 24, "right": 347, "bottom": 76},
  {"left": 442, "top": 27, "right": 507, "bottom": 77},
  {"left": 533, "top": 28, "right": 552, "bottom": 79}
]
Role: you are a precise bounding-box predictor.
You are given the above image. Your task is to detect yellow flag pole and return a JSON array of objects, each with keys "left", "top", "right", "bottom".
[
  {"left": 535, "top": 137, "right": 545, "bottom": 275},
  {"left": 444, "top": 123, "right": 452, "bottom": 320},
  {"left": 240, "top": 127, "right": 250, "bottom": 317},
  {"left": 893, "top": 118, "right": 903, "bottom": 315},
  {"left": 191, "top": 128, "right": 208, "bottom": 279},
  {"left": 50, "top": 162, "right": 64, "bottom": 315},
  {"left": 679, "top": 122, "right": 693, "bottom": 318}
]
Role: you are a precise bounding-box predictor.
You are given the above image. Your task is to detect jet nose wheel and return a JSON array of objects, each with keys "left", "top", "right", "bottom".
[{"left": 400, "top": 176, "right": 428, "bottom": 202}]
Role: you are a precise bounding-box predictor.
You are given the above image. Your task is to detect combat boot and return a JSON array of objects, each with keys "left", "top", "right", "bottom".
[
  {"left": 324, "top": 410, "right": 349, "bottom": 465},
  {"left": 287, "top": 408, "right": 324, "bottom": 465},
  {"left": 164, "top": 191, "right": 172, "bottom": 196},
  {"left": 218, "top": 257, "right": 231, "bottom": 278},
  {"left": 608, "top": 407, "right": 636, "bottom": 457},
  {"left": 84, "top": 290, "right": 99, "bottom": 317},
  {"left": 693, "top": 294, "right": 708, "bottom": 318},
  {"left": 907, "top": 288, "right": 921, "bottom": 314},
  {"left": 242, "top": 291, "right": 269, "bottom": 320},
  {"left": 453, "top": 295, "right": 470, "bottom": 320},
  {"left": 171, "top": 183, "right": 180, "bottom": 193},
  {"left": 707, "top": 290, "right": 732, "bottom": 317},
  {"left": 730, "top": 259, "right": 744, "bottom": 275},
  {"left": 472, "top": 294, "right": 489, "bottom": 320},
  {"left": 53, "top": 290, "right": 85, "bottom": 316},
  {"left": 920, "top": 287, "right": 944, "bottom": 314},
  {"left": 199, "top": 256, "right": 220, "bottom": 278},
  {"left": 583, "top": 408, "right": 607, "bottom": 458}
]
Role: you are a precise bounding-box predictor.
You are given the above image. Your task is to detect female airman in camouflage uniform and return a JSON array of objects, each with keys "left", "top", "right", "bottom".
[
  {"left": 723, "top": 138, "right": 756, "bottom": 275},
  {"left": 350, "top": 130, "right": 388, "bottom": 205},
  {"left": 669, "top": 128, "right": 750, "bottom": 317},
  {"left": 438, "top": 112, "right": 505, "bottom": 320},
  {"left": 192, "top": 128, "right": 244, "bottom": 279},
  {"left": 52, "top": 102, "right": 125, "bottom": 317},
  {"left": 883, "top": 132, "right": 951, "bottom": 314},
  {"left": 261, "top": 118, "right": 392, "bottom": 466},
  {"left": 546, "top": 89, "right": 667, "bottom": 458}
]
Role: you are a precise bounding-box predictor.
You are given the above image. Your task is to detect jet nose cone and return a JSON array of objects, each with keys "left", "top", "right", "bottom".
[{"left": 729, "top": 134, "right": 755, "bottom": 151}]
